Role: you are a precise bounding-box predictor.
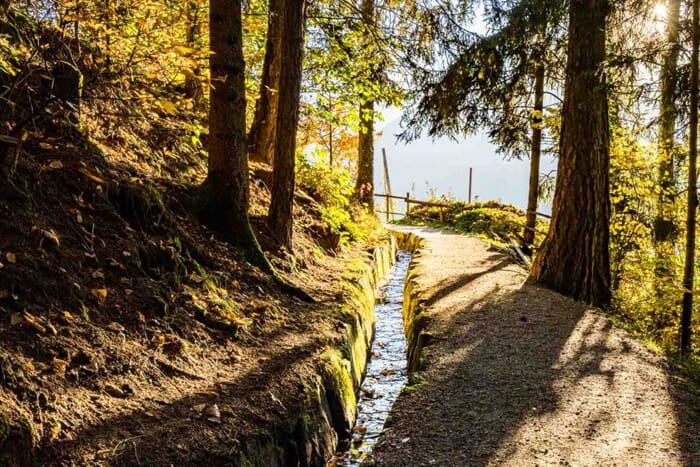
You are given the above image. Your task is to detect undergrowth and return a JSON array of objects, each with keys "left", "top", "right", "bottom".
[
  {"left": 396, "top": 200, "right": 547, "bottom": 248},
  {"left": 297, "top": 156, "right": 382, "bottom": 247}
]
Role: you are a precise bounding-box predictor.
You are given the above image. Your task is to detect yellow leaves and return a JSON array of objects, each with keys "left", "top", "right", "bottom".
[
  {"left": 11, "top": 311, "right": 48, "bottom": 334},
  {"left": 91, "top": 288, "right": 108, "bottom": 305},
  {"left": 157, "top": 98, "right": 179, "bottom": 115},
  {"left": 49, "top": 422, "right": 61, "bottom": 441},
  {"left": 48, "top": 160, "right": 63, "bottom": 169},
  {"left": 173, "top": 45, "right": 196, "bottom": 56},
  {"left": 52, "top": 358, "right": 68, "bottom": 376},
  {"left": 151, "top": 333, "right": 177, "bottom": 345},
  {"left": 5, "top": 252, "right": 16, "bottom": 263},
  {"left": 62, "top": 311, "right": 76, "bottom": 322}
]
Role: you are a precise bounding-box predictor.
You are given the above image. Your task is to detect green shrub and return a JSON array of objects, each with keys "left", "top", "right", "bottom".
[
  {"left": 296, "top": 156, "right": 380, "bottom": 245},
  {"left": 397, "top": 200, "right": 542, "bottom": 245}
]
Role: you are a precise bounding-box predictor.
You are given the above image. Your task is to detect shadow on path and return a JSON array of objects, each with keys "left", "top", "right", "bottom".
[{"left": 374, "top": 231, "right": 700, "bottom": 467}]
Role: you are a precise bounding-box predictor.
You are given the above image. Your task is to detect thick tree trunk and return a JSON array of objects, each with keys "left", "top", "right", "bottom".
[
  {"left": 354, "top": 0, "right": 376, "bottom": 210},
  {"left": 523, "top": 62, "right": 545, "bottom": 251},
  {"left": 529, "top": 0, "right": 611, "bottom": 307},
  {"left": 681, "top": 0, "right": 698, "bottom": 354},
  {"left": 268, "top": 0, "right": 305, "bottom": 250},
  {"left": 199, "top": 0, "right": 267, "bottom": 268},
  {"left": 248, "top": 0, "right": 283, "bottom": 165},
  {"left": 355, "top": 99, "right": 375, "bottom": 209}
]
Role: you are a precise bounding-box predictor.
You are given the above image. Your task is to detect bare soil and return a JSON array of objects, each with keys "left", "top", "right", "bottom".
[
  {"left": 373, "top": 226, "right": 700, "bottom": 466},
  {"left": 0, "top": 83, "right": 374, "bottom": 465}
]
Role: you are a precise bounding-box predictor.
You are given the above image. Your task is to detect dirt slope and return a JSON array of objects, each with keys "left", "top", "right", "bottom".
[{"left": 373, "top": 226, "right": 700, "bottom": 466}]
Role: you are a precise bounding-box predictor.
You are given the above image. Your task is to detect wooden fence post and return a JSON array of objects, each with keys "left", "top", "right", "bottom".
[
  {"left": 385, "top": 194, "right": 390, "bottom": 222},
  {"left": 405, "top": 192, "right": 411, "bottom": 217}
]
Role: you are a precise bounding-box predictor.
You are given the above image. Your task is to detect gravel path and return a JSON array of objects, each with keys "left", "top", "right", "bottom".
[{"left": 372, "top": 226, "right": 700, "bottom": 467}]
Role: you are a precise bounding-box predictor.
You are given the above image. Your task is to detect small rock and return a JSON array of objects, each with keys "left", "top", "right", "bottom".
[
  {"left": 193, "top": 403, "right": 207, "bottom": 413},
  {"left": 103, "top": 383, "right": 125, "bottom": 398},
  {"left": 106, "top": 322, "right": 125, "bottom": 333},
  {"left": 205, "top": 403, "right": 221, "bottom": 419}
]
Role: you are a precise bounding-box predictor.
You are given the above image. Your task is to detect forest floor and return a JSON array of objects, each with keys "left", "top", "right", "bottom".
[
  {"left": 0, "top": 71, "right": 384, "bottom": 463},
  {"left": 373, "top": 226, "right": 700, "bottom": 466}
]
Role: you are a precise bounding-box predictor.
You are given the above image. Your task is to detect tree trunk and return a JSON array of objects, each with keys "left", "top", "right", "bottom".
[
  {"left": 355, "top": 99, "right": 375, "bottom": 209},
  {"left": 268, "top": 0, "right": 306, "bottom": 251},
  {"left": 199, "top": 0, "right": 267, "bottom": 268},
  {"left": 653, "top": 0, "right": 682, "bottom": 329},
  {"left": 184, "top": 1, "right": 203, "bottom": 107},
  {"left": 681, "top": 0, "right": 698, "bottom": 355},
  {"left": 529, "top": 0, "right": 611, "bottom": 307},
  {"left": 248, "top": 0, "right": 283, "bottom": 165},
  {"left": 523, "top": 62, "right": 545, "bottom": 251},
  {"left": 354, "top": 0, "right": 376, "bottom": 209}
]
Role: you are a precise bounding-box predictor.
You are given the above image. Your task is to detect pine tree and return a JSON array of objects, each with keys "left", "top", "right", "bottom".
[
  {"left": 681, "top": 0, "right": 698, "bottom": 354},
  {"left": 354, "top": 0, "right": 376, "bottom": 209},
  {"left": 248, "top": 0, "right": 283, "bottom": 165},
  {"left": 198, "top": 0, "right": 268, "bottom": 268},
  {"left": 268, "top": 0, "right": 306, "bottom": 250},
  {"left": 529, "top": 0, "right": 611, "bottom": 307}
]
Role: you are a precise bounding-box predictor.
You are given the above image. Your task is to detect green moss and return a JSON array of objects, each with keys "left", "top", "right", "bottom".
[
  {"left": 395, "top": 200, "right": 547, "bottom": 246},
  {"left": 231, "top": 237, "right": 397, "bottom": 465},
  {"left": 0, "top": 415, "right": 9, "bottom": 440}
]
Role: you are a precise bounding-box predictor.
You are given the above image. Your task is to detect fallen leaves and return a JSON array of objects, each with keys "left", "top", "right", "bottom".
[
  {"left": 91, "top": 288, "right": 107, "bottom": 305},
  {"left": 5, "top": 252, "right": 16, "bottom": 263},
  {"left": 150, "top": 333, "right": 177, "bottom": 346},
  {"left": 32, "top": 226, "right": 60, "bottom": 248},
  {"left": 48, "top": 422, "right": 61, "bottom": 441},
  {"left": 78, "top": 167, "right": 105, "bottom": 184},
  {"left": 106, "top": 321, "right": 125, "bottom": 333},
  {"left": 11, "top": 311, "right": 48, "bottom": 333},
  {"left": 191, "top": 403, "right": 225, "bottom": 424},
  {"left": 52, "top": 358, "right": 68, "bottom": 376}
]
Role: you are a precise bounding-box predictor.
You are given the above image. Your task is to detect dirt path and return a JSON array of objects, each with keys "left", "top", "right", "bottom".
[{"left": 373, "top": 226, "right": 700, "bottom": 466}]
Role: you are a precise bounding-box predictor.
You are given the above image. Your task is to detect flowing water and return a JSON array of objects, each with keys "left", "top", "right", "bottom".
[{"left": 342, "top": 250, "right": 411, "bottom": 466}]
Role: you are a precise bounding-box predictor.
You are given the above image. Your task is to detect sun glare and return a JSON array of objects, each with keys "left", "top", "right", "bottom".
[{"left": 653, "top": 2, "right": 668, "bottom": 33}]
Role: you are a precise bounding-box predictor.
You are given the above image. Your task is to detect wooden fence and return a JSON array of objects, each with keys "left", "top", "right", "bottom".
[{"left": 374, "top": 192, "right": 450, "bottom": 222}]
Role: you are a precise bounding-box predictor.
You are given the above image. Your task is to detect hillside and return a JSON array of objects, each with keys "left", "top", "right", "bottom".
[{"left": 0, "top": 10, "right": 381, "bottom": 464}]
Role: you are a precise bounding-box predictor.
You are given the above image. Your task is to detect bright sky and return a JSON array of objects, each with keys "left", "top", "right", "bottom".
[{"left": 373, "top": 107, "right": 557, "bottom": 213}]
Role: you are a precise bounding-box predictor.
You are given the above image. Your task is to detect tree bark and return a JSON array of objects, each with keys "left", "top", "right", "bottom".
[
  {"left": 354, "top": 0, "right": 376, "bottom": 209},
  {"left": 268, "top": 0, "right": 305, "bottom": 250},
  {"left": 184, "top": 1, "right": 203, "bottom": 107},
  {"left": 653, "top": 0, "right": 682, "bottom": 328},
  {"left": 355, "top": 99, "right": 375, "bottom": 209},
  {"left": 248, "top": 0, "right": 283, "bottom": 165},
  {"left": 523, "top": 62, "right": 545, "bottom": 251},
  {"left": 681, "top": 0, "right": 698, "bottom": 354},
  {"left": 199, "top": 0, "right": 267, "bottom": 268},
  {"left": 529, "top": 0, "right": 611, "bottom": 307}
]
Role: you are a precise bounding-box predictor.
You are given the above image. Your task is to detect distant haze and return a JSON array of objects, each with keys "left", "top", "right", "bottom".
[{"left": 373, "top": 111, "right": 557, "bottom": 214}]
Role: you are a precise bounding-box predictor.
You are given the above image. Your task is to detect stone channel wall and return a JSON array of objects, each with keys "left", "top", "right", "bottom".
[
  {"left": 235, "top": 235, "right": 398, "bottom": 466},
  {"left": 390, "top": 230, "right": 430, "bottom": 373}
]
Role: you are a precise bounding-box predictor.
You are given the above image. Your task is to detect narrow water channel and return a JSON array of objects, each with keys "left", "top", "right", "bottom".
[{"left": 342, "top": 250, "right": 411, "bottom": 466}]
